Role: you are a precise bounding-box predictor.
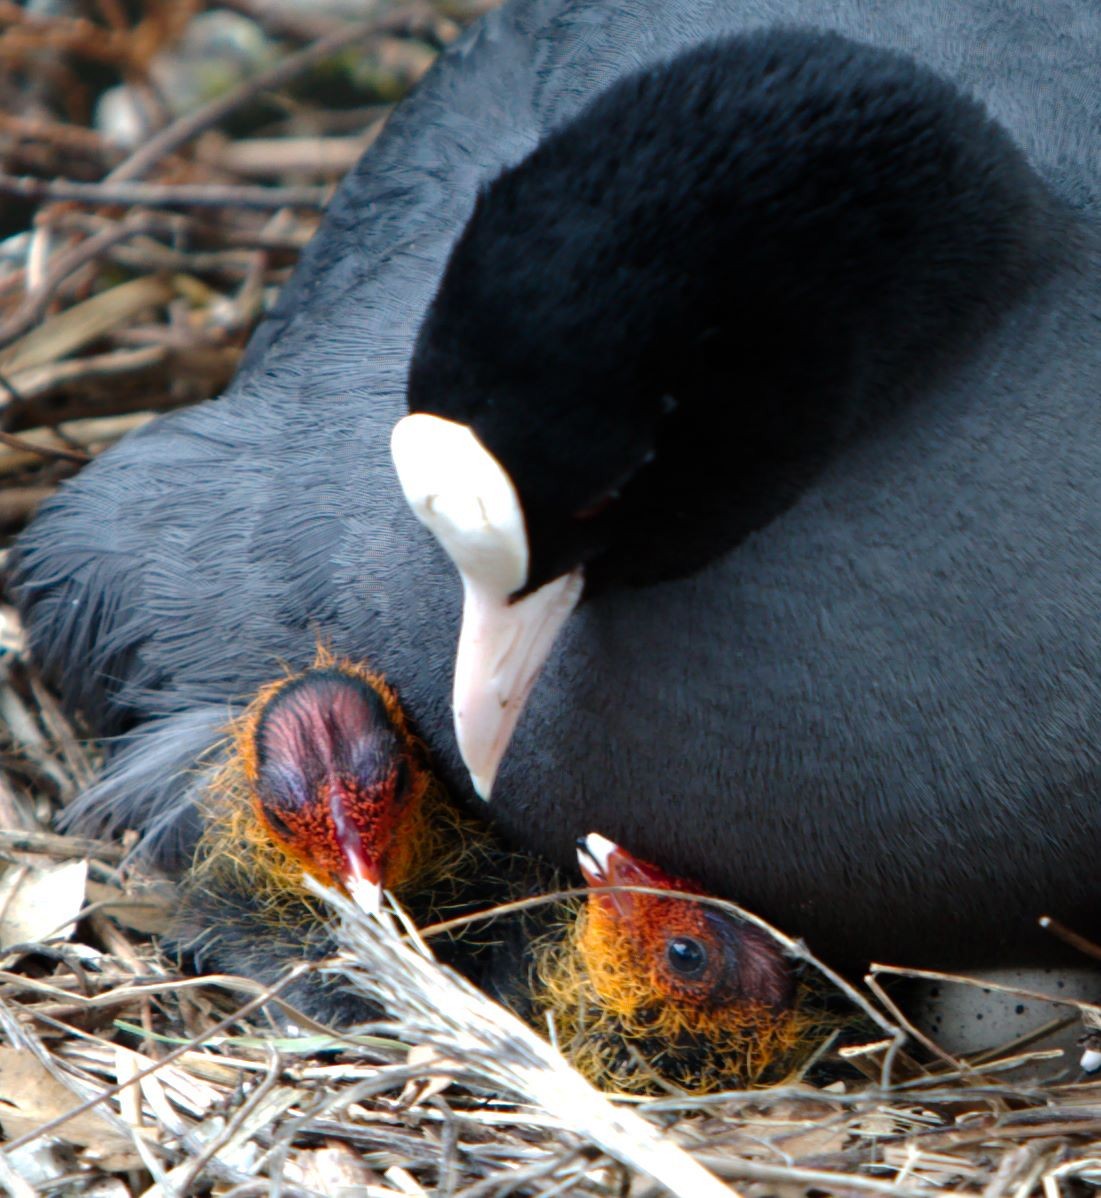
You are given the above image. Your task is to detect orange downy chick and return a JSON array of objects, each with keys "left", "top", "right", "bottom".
[
  {"left": 532, "top": 833, "right": 832, "bottom": 1094},
  {"left": 176, "top": 653, "right": 487, "bottom": 1024},
  {"left": 188, "top": 650, "right": 463, "bottom": 921}
]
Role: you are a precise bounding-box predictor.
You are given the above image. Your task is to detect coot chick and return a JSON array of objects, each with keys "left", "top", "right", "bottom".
[
  {"left": 531, "top": 834, "right": 831, "bottom": 1093},
  {"left": 10, "top": 1, "right": 1101, "bottom": 977},
  {"left": 220, "top": 654, "right": 437, "bottom": 914},
  {"left": 173, "top": 655, "right": 482, "bottom": 1022},
  {"left": 175, "top": 666, "right": 828, "bottom": 1091}
]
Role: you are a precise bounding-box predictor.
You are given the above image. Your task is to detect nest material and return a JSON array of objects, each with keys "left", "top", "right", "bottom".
[{"left": 2, "top": 2, "right": 1101, "bottom": 1195}]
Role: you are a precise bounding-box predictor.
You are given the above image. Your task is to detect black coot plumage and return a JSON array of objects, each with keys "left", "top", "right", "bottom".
[{"left": 10, "top": 0, "right": 1101, "bottom": 975}]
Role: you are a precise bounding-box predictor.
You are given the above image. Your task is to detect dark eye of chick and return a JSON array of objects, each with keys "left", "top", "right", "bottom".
[
  {"left": 393, "top": 759, "right": 410, "bottom": 800},
  {"left": 265, "top": 808, "right": 294, "bottom": 839},
  {"left": 665, "top": 935, "right": 710, "bottom": 979}
]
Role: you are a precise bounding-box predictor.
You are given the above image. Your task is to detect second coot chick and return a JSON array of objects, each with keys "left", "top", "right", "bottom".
[{"left": 531, "top": 834, "right": 832, "bottom": 1093}]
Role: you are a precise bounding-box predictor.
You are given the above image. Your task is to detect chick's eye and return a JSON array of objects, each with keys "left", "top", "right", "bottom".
[
  {"left": 264, "top": 808, "right": 294, "bottom": 840},
  {"left": 665, "top": 935, "right": 709, "bottom": 979},
  {"left": 393, "top": 759, "right": 411, "bottom": 799}
]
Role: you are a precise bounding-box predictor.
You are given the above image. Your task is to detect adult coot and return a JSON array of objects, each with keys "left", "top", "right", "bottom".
[{"left": 10, "top": 0, "right": 1101, "bottom": 976}]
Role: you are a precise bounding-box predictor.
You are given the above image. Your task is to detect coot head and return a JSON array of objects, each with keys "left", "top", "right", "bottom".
[
  {"left": 243, "top": 662, "right": 429, "bottom": 913},
  {"left": 534, "top": 832, "right": 810, "bottom": 1091},
  {"left": 575, "top": 832, "right": 793, "bottom": 1017},
  {"left": 391, "top": 28, "right": 1051, "bottom": 796}
]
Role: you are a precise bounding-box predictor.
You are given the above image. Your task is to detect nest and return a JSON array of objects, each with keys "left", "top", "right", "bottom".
[{"left": 1, "top": 3, "right": 1101, "bottom": 1195}]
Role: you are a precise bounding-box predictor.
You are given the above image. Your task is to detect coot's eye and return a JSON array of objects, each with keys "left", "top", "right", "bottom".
[
  {"left": 393, "top": 759, "right": 411, "bottom": 798},
  {"left": 573, "top": 489, "right": 619, "bottom": 521},
  {"left": 666, "top": 935, "right": 709, "bottom": 979}
]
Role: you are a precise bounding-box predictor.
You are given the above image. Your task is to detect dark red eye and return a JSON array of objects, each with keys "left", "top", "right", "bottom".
[
  {"left": 572, "top": 489, "right": 620, "bottom": 521},
  {"left": 666, "top": 935, "right": 709, "bottom": 979}
]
